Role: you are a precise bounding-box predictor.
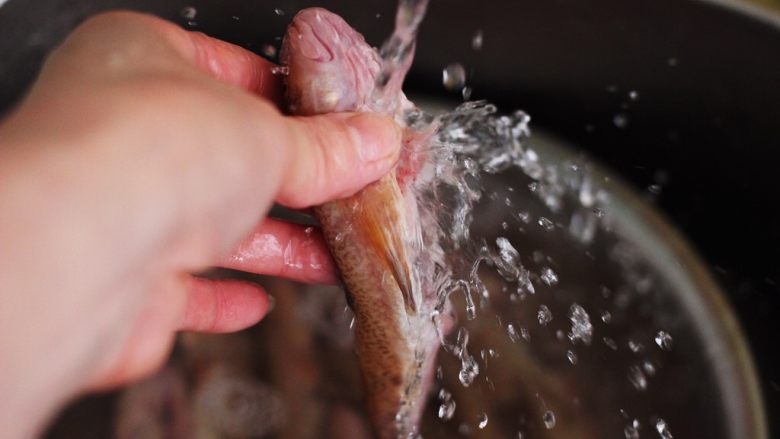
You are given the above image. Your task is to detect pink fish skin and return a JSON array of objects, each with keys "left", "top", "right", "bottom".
[{"left": 281, "top": 8, "right": 447, "bottom": 439}]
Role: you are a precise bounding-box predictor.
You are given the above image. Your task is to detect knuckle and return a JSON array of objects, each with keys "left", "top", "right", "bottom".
[{"left": 75, "top": 10, "right": 175, "bottom": 39}]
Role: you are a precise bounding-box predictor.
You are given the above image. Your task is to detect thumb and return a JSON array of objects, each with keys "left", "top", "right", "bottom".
[{"left": 276, "top": 112, "right": 402, "bottom": 208}]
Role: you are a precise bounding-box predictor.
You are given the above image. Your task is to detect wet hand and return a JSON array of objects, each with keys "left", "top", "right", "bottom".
[{"left": 0, "top": 11, "right": 400, "bottom": 438}]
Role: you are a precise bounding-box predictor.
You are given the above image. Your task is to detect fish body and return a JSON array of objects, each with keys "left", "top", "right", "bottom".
[{"left": 282, "top": 8, "right": 445, "bottom": 438}]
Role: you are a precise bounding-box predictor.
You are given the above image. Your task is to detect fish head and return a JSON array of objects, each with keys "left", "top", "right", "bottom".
[{"left": 281, "top": 8, "right": 382, "bottom": 115}]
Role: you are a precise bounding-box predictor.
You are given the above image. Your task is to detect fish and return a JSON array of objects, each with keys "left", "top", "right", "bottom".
[
  {"left": 114, "top": 332, "right": 285, "bottom": 439},
  {"left": 281, "top": 7, "right": 449, "bottom": 438}
]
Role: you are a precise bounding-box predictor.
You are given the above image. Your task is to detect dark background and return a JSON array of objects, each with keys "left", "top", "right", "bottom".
[{"left": 1, "top": 0, "right": 778, "bottom": 436}]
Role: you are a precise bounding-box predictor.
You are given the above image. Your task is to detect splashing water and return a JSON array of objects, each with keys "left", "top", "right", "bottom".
[
  {"left": 437, "top": 389, "right": 456, "bottom": 420},
  {"left": 655, "top": 418, "right": 673, "bottom": 439},
  {"left": 477, "top": 412, "right": 488, "bottom": 429},
  {"left": 374, "top": 0, "right": 430, "bottom": 110},
  {"left": 287, "top": 0, "right": 691, "bottom": 436},
  {"left": 568, "top": 304, "right": 593, "bottom": 345},
  {"left": 624, "top": 419, "right": 641, "bottom": 439},
  {"left": 655, "top": 330, "right": 673, "bottom": 350},
  {"left": 180, "top": 6, "right": 197, "bottom": 20},
  {"left": 537, "top": 305, "right": 553, "bottom": 326},
  {"left": 543, "top": 410, "right": 557, "bottom": 429}
]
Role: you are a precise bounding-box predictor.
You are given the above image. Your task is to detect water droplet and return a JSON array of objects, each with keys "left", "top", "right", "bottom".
[
  {"left": 628, "top": 339, "right": 644, "bottom": 353},
  {"left": 271, "top": 66, "right": 289, "bottom": 76},
  {"left": 667, "top": 57, "right": 678, "bottom": 67},
  {"left": 655, "top": 331, "right": 673, "bottom": 350},
  {"left": 458, "top": 360, "right": 479, "bottom": 387},
  {"left": 628, "top": 365, "right": 648, "bottom": 391},
  {"left": 180, "top": 6, "right": 197, "bottom": 20},
  {"left": 578, "top": 175, "right": 595, "bottom": 206},
  {"left": 507, "top": 324, "right": 520, "bottom": 343},
  {"left": 538, "top": 217, "right": 555, "bottom": 231},
  {"left": 274, "top": 8, "right": 285, "bottom": 16},
  {"left": 607, "top": 84, "right": 618, "bottom": 93},
  {"left": 600, "top": 310, "right": 612, "bottom": 323},
  {"left": 628, "top": 90, "right": 639, "bottom": 100},
  {"left": 231, "top": 15, "right": 240, "bottom": 20},
  {"left": 566, "top": 350, "right": 578, "bottom": 365},
  {"left": 655, "top": 418, "right": 673, "bottom": 438},
  {"left": 462, "top": 86, "right": 472, "bottom": 101},
  {"left": 537, "top": 305, "right": 553, "bottom": 326},
  {"left": 643, "top": 360, "right": 657, "bottom": 376},
  {"left": 375, "top": 12, "right": 382, "bottom": 18},
  {"left": 471, "top": 30, "right": 483, "bottom": 50},
  {"left": 543, "top": 410, "right": 556, "bottom": 429},
  {"left": 442, "top": 63, "right": 467, "bottom": 91},
  {"left": 261, "top": 44, "right": 277, "bottom": 59},
  {"left": 517, "top": 432, "right": 525, "bottom": 439},
  {"left": 603, "top": 337, "right": 618, "bottom": 350},
  {"left": 541, "top": 267, "right": 558, "bottom": 285},
  {"left": 624, "top": 419, "right": 641, "bottom": 439},
  {"left": 515, "top": 211, "right": 530, "bottom": 224},
  {"left": 495, "top": 237, "right": 521, "bottom": 280},
  {"left": 437, "top": 389, "right": 456, "bottom": 420},
  {"left": 478, "top": 413, "right": 488, "bottom": 429},
  {"left": 613, "top": 113, "right": 629, "bottom": 129},
  {"left": 648, "top": 184, "right": 662, "bottom": 195},
  {"left": 568, "top": 303, "right": 593, "bottom": 345}
]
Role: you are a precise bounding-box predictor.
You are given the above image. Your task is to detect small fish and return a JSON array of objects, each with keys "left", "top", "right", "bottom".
[{"left": 281, "top": 8, "right": 449, "bottom": 438}]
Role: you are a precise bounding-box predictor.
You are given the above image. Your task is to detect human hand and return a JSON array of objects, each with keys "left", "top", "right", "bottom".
[{"left": 0, "top": 11, "right": 400, "bottom": 438}]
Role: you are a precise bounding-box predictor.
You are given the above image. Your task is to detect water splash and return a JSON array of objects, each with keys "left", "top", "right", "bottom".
[
  {"left": 654, "top": 330, "right": 673, "bottom": 350},
  {"left": 180, "top": 6, "right": 197, "bottom": 20},
  {"left": 347, "top": 0, "right": 681, "bottom": 435},
  {"left": 543, "top": 410, "right": 556, "bottom": 429},
  {"left": 628, "top": 365, "right": 648, "bottom": 391},
  {"left": 624, "top": 419, "right": 641, "bottom": 439},
  {"left": 568, "top": 304, "right": 593, "bottom": 345},
  {"left": 374, "top": 0, "right": 430, "bottom": 108},
  {"left": 437, "top": 389, "right": 456, "bottom": 420},
  {"left": 477, "top": 412, "right": 488, "bottom": 429},
  {"left": 537, "top": 305, "right": 553, "bottom": 326},
  {"left": 540, "top": 267, "right": 558, "bottom": 285},
  {"left": 655, "top": 418, "right": 673, "bottom": 438}
]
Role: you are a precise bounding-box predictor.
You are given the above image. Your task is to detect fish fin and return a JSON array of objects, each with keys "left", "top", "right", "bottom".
[{"left": 358, "top": 178, "right": 418, "bottom": 316}]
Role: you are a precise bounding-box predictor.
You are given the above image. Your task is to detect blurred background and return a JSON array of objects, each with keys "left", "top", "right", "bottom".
[{"left": 1, "top": 0, "right": 778, "bottom": 437}]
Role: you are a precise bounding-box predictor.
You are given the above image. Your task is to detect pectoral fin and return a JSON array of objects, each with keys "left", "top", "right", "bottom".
[{"left": 357, "top": 177, "right": 418, "bottom": 316}]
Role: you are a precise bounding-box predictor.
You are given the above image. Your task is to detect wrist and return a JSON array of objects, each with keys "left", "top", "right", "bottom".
[{"left": 0, "top": 135, "right": 99, "bottom": 438}]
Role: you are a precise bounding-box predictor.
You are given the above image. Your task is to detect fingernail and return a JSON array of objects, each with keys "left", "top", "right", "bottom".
[
  {"left": 265, "top": 294, "right": 276, "bottom": 315},
  {"left": 346, "top": 113, "right": 402, "bottom": 163}
]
